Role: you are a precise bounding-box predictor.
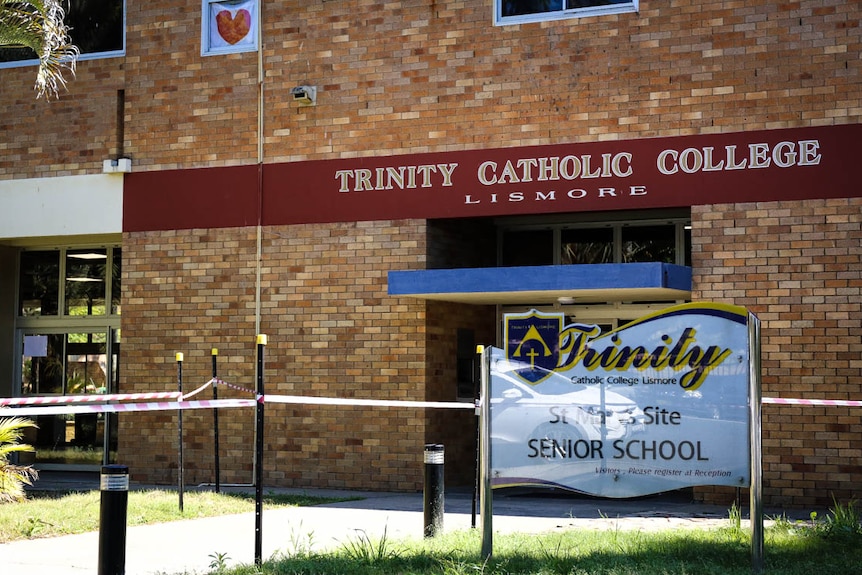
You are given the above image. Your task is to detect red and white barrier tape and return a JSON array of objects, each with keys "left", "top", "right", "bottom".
[
  {"left": 2, "top": 398, "right": 256, "bottom": 417},
  {"left": 2, "top": 378, "right": 230, "bottom": 407},
  {"left": 3, "top": 394, "right": 859, "bottom": 417},
  {"left": 264, "top": 394, "right": 475, "bottom": 410},
  {"left": 0, "top": 391, "right": 182, "bottom": 406},
  {"left": 213, "top": 378, "right": 255, "bottom": 395},
  {"left": 1, "top": 394, "right": 472, "bottom": 416},
  {"left": 181, "top": 379, "right": 214, "bottom": 400},
  {"left": 762, "top": 397, "right": 862, "bottom": 407}
]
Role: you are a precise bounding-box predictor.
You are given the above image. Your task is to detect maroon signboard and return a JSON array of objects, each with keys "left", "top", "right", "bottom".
[
  {"left": 124, "top": 124, "right": 859, "bottom": 232},
  {"left": 124, "top": 164, "right": 260, "bottom": 232}
]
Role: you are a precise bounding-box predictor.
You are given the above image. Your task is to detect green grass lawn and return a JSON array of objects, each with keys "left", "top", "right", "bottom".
[
  {"left": 2, "top": 490, "right": 859, "bottom": 575},
  {"left": 208, "top": 501, "right": 862, "bottom": 575},
  {"left": 217, "top": 524, "right": 860, "bottom": 575},
  {"left": 0, "top": 489, "right": 343, "bottom": 542}
]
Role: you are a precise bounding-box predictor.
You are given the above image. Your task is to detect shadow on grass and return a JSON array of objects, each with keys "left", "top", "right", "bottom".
[
  {"left": 217, "top": 490, "right": 361, "bottom": 507},
  {"left": 224, "top": 528, "right": 861, "bottom": 575},
  {"left": 27, "top": 488, "right": 357, "bottom": 508}
]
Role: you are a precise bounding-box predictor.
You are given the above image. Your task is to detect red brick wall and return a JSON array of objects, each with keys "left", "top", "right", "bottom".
[
  {"left": 0, "top": 59, "right": 124, "bottom": 179},
  {"left": 4, "top": 1, "right": 860, "bottom": 177},
  {"left": 691, "top": 198, "right": 862, "bottom": 508},
  {"left": 258, "top": 220, "right": 428, "bottom": 490},
  {"left": 425, "top": 300, "right": 496, "bottom": 487},
  {"left": 120, "top": 227, "right": 260, "bottom": 485},
  {"left": 120, "top": 220, "right": 434, "bottom": 490}
]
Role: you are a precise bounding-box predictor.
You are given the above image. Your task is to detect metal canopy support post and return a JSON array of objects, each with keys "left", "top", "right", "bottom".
[
  {"left": 748, "top": 313, "right": 764, "bottom": 573},
  {"left": 254, "top": 334, "right": 267, "bottom": 566},
  {"left": 478, "top": 345, "right": 493, "bottom": 559}
]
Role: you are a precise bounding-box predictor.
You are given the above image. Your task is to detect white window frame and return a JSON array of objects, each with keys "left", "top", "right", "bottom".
[
  {"left": 0, "top": 0, "right": 126, "bottom": 70},
  {"left": 201, "top": 0, "right": 260, "bottom": 57},
  {"left": 494, "top": 0, "right": 638, "bottom": 26}
]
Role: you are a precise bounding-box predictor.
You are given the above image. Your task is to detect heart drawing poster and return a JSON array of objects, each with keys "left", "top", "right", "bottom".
[{"left": 207, "top": 0, "right": 257, "bottom": 51}]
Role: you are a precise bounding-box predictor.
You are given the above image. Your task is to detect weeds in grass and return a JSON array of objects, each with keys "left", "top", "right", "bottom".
[
  {"left": 128, "top": 522, "right": 862, "bottom": 574},
  {"left": 727, "top": 501, "right": 742, "bottom": 531},
  {"left": 340, "top": 525, "right": 401, "bottom": 564},
  {"left": 438, "top": 556, "right": 491, "bottom": 575},
  {"left": 207, "top": 551, "right": 230, "bottom": 572},
  {"left": 283, "top": 520, "right": 317, "bottom": 558},
  {"left": 813, "top": 497, "right": 861, "bottom": 541},
  {"left": 20, "top": 516, "right": 52, "bottom": 538},
  {"left": 768, "top": 513, "right": 804, "bottom": 536},
  {"left": 538, "top": 534, "right": 580, "bottom": 573}
]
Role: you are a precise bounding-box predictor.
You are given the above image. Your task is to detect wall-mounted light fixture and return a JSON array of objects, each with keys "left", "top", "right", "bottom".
[
  {"left": 103, "top": 158, "right": 132, "bottom": 174},
  {"left": 290, "top": 85, "right": 317, "bottom": 106}
]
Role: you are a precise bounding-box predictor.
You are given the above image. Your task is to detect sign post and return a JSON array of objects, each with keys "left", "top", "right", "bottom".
[
  {"left": 749, "top": 314, "right": 763, "bottom": 573},
  {"left": 478, "top": 345, "right": 493, "bottom": 560}
]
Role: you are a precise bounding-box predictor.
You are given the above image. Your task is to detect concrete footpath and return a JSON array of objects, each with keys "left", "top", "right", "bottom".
[{"left": 2, "top": 478, "right": 750, "bottom": 575}]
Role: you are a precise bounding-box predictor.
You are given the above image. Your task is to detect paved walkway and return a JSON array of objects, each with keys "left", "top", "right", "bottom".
[{"left": 2, "top": 477, "right": 758, "bottom": 575}]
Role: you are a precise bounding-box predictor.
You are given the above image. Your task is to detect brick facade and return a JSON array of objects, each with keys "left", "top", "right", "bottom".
[
  {"left": 3, "top": 1, "right": 860, "bottom": 178},
  {"left": 121, "top": 221, "right": 443, "bottom": 490},
  {"left": 692, "top": 198, "right": 862, "bottom": 507},
  {"left": 2, "top": 1, "right": 860, "bottom": 506}
]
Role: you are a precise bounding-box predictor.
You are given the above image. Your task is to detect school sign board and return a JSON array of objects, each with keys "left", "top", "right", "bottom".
[{"left": 488, "top": 303, "right": 754, "bottom": 498}]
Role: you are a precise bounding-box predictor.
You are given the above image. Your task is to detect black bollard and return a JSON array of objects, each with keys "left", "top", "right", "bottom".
[
  {"left": 423, "top": 443, "right": 444, "bottom": 537},
  {"left": 98, "top": 464, "right": 129, "bottom": 575}
]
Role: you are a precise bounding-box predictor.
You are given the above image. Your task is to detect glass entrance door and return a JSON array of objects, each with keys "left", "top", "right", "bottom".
[{"left": 20, "top": 329, "right": 119, "bottom": 469}]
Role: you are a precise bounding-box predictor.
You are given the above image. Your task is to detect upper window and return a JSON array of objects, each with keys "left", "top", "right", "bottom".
[
  {"left": 0, "top": 0, "right": 125, "bottom": 67},
  {"left": 201, "top": 0, "right": 259, "bottom": 56},
  {"left": 496, "top": 0, "right": 638, "bottom": 25},
  {"left": 499, "top": 214, "right": 690, "bottom": 267},
  {"left": 18, "top": 247, "right": 121, "bottom": 318}
]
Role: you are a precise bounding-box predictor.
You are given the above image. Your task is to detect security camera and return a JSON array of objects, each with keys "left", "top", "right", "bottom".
[{"left": 290, "top": 85, "right": 317, "bottom": 105}]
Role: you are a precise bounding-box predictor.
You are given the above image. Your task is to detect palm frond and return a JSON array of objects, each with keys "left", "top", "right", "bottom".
[
  {"left": 0, "top": 417, "right": 39, "bottom": 503},
  {"left": 0, "top": 0, "right": 79, "bottom": 99}
]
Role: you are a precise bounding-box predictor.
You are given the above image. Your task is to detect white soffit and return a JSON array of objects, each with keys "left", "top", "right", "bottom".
[{"left": 0, "top": 174, "right": 123, "bottom": 240}]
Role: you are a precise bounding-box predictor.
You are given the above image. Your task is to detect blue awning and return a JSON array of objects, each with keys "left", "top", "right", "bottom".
[{"left": 388, "top": 263, "right": 691, "bottom": 305}]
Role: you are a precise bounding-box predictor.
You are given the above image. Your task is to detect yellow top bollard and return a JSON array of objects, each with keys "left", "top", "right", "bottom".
[
  {"left": 256, "top": 334, "right": 268, "bottom": 346},
  {"left": 176, "top": 352, "right": 183, "bottom": 362},
  {"left": 212, "top": 348, "right": 218, "bottom": 356},
  {"left": 476, "top": 345, "right": 484, "bottom": 354}
]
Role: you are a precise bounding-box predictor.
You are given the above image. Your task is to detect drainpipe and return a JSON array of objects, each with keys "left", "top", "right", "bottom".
[{"left": 252, "top": 0, "right": 265, "bottom": 487}]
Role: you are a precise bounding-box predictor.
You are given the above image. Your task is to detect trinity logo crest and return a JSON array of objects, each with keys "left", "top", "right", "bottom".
[{"left": 504, "top": 309, "right": 563, "bottom": 384}]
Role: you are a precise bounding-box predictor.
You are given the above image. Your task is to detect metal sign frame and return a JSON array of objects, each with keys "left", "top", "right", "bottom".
[{"left": 478, "top": 307, "right": 763, "bottom": 571}]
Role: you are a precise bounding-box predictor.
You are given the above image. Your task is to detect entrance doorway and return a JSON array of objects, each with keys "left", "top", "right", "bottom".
[
  {"left": 13, "top": 244, "right": 123, "bottom": 470},
  {"left": 18, "top": 329, "right": 120, "bottom": 469}
]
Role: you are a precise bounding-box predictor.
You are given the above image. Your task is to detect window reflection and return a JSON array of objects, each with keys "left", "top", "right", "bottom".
[
  {"left": 499, "top": 217, "right": 689, "bottom": 267},
  {"left": 21, "top": 332, "right": 113, "bottom": 466},
  {"left": 502, "top": 0, "right": 630, "bottom": 18},
  {"left": 17, "top": 247, "right": 120, "bottom": 318},
  {"left": 66, "top": 249, "right": 107, "bottom": 316},
  {"left": 18, "top": 251, "right": 60, "bottom": 316},
  {"left": 22, "top": 334, "right": 64, "bottom": 395},
  {"left": 17, "top": 246, "right": 121, "bottom": 469},
  {"left": 621, "top": 225, "right": 675, "bottom": 263},
  {"left": 112, "top": 248, "right": 122, "bottom": 315},
  {"left": 561, "top": 228, "right": 613, "bottom": 264}
]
